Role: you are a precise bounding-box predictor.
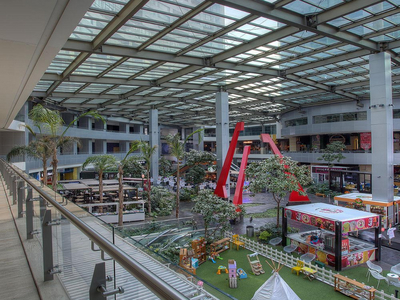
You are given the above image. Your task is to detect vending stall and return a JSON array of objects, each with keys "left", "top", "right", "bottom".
[
  {"left": 283, "top": 203, "right": 381, "bottom": 271},
  {"left": 334, "top": 193, "right": 400, "bottom": 228}
]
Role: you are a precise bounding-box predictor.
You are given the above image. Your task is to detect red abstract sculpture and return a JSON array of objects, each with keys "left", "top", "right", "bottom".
[
  {"left": 233, "top": 145, "right": 250, "bottom": 211},
  {"left": 214, "top": 122, "right": 244, "bottom": 199},
  {"left": 260, "top": 134, "right": 309, "bottom": 203}
]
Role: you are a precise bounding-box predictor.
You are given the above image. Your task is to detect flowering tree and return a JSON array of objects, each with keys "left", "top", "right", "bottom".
[
  {"left": 246, "top": 155, "right": 312, "bottom": 227},
  {"left": 192, "top": 190, "right": 238, "bottom": 241}
]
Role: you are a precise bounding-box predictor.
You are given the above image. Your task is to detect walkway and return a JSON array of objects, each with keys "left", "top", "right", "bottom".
[{"left": 0, "top": 178, "right": 40, "bottom": 300}]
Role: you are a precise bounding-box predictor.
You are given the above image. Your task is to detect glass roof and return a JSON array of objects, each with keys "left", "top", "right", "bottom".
[{"left": 31, "top": 0, "right": 400, "bottom": 126}]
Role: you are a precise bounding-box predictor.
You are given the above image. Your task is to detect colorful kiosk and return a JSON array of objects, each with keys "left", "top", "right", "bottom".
[
  {"left": 334, "top": 193, "right": 400, "bottom": 228},
  {"left": 282, "top": 203, "right": 381, "bottom": 271}
]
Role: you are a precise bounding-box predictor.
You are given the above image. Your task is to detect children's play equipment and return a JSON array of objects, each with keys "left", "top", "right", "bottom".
[
  {"left": 210, "top": 237, "right": 230, "bottom": 256},
  {"left": 232, "top": 234, "right": 245, "bottom": 250},
  {"left": 247, "top": 253, "right": 265, "bottom": 275},
  {"left": 237, "top": 268, "right": 247, "bottom": 279},
  {"left": 228, "top": 259, "right": 237, "bottom": 288},
  {"left": 252, "top": 260, "right": 301, "bottom": 300},
  {"left": 191, "top": 238, "right": 207, "bottom": 265},
  {"left": 217, "top": 265, "right": 228, "bottom": 275},
  {"left": 179, "top": 248, "right": 196, "bottom": 275}
]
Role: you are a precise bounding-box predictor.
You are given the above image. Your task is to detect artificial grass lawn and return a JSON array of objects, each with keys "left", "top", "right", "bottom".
[{"left": 196, "top": 247, "right": 349, "bottom": 300}]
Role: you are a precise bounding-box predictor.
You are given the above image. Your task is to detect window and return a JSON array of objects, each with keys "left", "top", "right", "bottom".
[{"left": 285, "top": 117, "right": 308, "bottom": 127}]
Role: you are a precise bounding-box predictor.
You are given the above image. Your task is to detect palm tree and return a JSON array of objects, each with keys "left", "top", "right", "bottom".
[
  {"left": 7, "top": 136, "right": 53, "bottom": 185},
  {"left": 165, "top": 129, "right": 203, "bottom": 219},
  {"left": 28, "top": 104, "right": 104, "bottom": 191},
  {"left": 137, "top": 141, "right": 157, "bottom": 216},
  {"left": 117, "top": 141, "right": 140, "bottom": 226},
  {"left": 82, "top": 154, "right": 117, "bottom": 214}
]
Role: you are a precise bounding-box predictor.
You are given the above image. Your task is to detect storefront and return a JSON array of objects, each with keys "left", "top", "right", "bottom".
[
  {"left": 283, "top": 203, "right": 381, "bottom": 271},
  {"left": 311, "top": 165, "right": 349, "bottom": 184},
  {"left": 334, "top": 193, "right": 400, "bottom": 228}
]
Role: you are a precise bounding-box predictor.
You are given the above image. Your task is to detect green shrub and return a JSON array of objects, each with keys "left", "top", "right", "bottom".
[{"left": 259, "top": 230, "right": 272, "bottom": 243}]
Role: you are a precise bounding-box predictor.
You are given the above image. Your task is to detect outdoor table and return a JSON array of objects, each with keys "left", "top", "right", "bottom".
[{"left": 301, "top": 267, "right": 317, "bottom": 281}]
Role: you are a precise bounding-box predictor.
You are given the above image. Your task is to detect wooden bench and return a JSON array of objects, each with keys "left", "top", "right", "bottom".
[{"left": 315, "top": 193, "right": 326, "bottom": 197}]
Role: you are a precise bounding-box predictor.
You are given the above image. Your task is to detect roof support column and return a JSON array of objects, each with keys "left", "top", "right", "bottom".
[
  {"left": 216, "top": 90, "right": 230, "bottom": 198},
  {"left": 193, "top": 126, "right": 204, "bottom": 151},
  {"left": 149, "top": 109, "right": 159, "bottom": 183},
  {"left": 369, "top": 52, "right": 394, "bottom": 209}
]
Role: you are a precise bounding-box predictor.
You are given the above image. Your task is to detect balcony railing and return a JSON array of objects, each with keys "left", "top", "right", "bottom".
[{"left": 0, "top": 160, "right": 233, "bottom": 300}]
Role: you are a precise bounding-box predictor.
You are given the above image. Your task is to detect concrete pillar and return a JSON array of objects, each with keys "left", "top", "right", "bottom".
[
  {"left": 369, "top": 52, "right": 394, "bottom": 209},
  {"left": 193, "top": 126, "right": 204, "bottom": 151},
  {"left": 73, "top": 141, "right": 78, "bottom": 155},
  {"left": 216, "top": 90, "right": 230, "bottom": 197},
  {"left": 89, "top": 140, "right": 93, "bottom": 154},
  {"left": 103, "top": 141, "right": 107, "bottom": 154},
  {"left": 140, "top": 125, "right": 144, "bottom": 135},
  {"left": 149, "top": 109, "right": 159, "bottom": 181},
  {"left": 276, "top": 121, "right": 282, "bottom": 139}
]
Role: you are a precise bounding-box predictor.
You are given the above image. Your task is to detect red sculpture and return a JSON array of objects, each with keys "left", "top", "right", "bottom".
[
  {"left": 233, "top": 145, "right": 250, "bottom": 211},
  {"left": 214, "top": 122, "right": 244, "bottom": 199},
  {"left": 260, "top": 134, "right": 309, "bottom": 203}
]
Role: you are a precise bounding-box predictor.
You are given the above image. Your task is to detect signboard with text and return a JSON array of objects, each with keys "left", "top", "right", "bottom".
[{"left": 360, "top": 132, "right": 371, "bottom": 150}]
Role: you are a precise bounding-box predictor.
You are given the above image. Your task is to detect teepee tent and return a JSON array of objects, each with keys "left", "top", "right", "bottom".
[{"left": 252, "top": 261, "right": 301, "bottom": 300}]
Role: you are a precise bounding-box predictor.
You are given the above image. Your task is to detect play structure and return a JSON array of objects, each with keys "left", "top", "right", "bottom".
[
  {"left": 217, "top": 265, "right": 228, "bottom": 275},
  {"left": 191, "top": 238, "right": 207, "bottom": 265},
  {"left": 228, "top": 259, "right": 237, "bottom": 288},
  {"left": 179, "top": 248, "right": 196, "bottom": 275},
  {"left": 210, "top": 237, "right": 230, "bottom": 256},
  {"left": 247, "top": 253, "right": 265, "bottom": 276},
  {"left": 237, "top": 268, "right": 247, "bottom": 279},
  {"left": 252, "top": 260, "right": 301, "bottom": 300}
]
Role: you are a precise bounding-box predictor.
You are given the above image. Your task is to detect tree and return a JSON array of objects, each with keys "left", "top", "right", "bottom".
[
  {"left": 28, "top": 104, "right": 104, "bottom": 191},
  {"left": 185, "top": 165, "right": 206, "bottom": 189},
  {"left": 191, "top": 190, "right": 237, "bottom": 241},
  {"left": 136, "top": 141, "right": 157, "bottom": 216},
  {"left": 117, "top": 141, "right": 141, "bottom": 226},
  {"left": 82, "top": 155, "right": 117, "bottom": 214},
  {"left": 318, "top": 141, "right": 346, "bottom": 167},
  {"left": 246, "top": 155, "right": 312, "bottom": 227},
  {"left": 122, "top": 155, "right": 145, "bottom": 178},
  {"left": 7, "top": 136, "right": 53, "bottom": 186},
  {"left": 184, "top": 149, "right": 215, "bottom": 166},
  {"left": 165, "top": 129, "right": 203, "bottom": 219},
  {"left": 159, "top": 157, "right": 172, "bottom": 177}
]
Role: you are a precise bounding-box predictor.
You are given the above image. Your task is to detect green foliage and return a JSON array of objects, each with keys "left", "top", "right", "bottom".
[
  {"left": 246, "top": 155, "right": 312, "bottom": 227},
  {"left": 306, "top": 182, "right": 340, "bottom": 197},
  {"left": 318, "top": 141, "right": 346, "bottom": 166},
  {"left": 122, "top": 156, "right": 145, "bottom": 178},
  {"left": 245, "top": 207, "right": 278, "bottom": 218},
  {"left": 191, "top": 190, "right": 237, "bottom": 240},
  {"left": 185, "top": 165, "right": 206, "bottom": 185},
  {"left": 82, "top": 154, "right": 117, "bottom": 173},
  {"left": 144, "top": 186, "right": 175, "bottom": 216},
  {"left": 258, "top": 222, "right": 282, "bottom": 242},
  {"left": 184, "top": 149, "right": 215, "bottom": 166},
  {"left": 159, "top": 157, "right": 172, "bottom": 176},
  {"left": 258, "top": 230, "right": 272, "bottom": 243},
  {"left": 179, "top": 187, "right": 194, "bottom": 201},
  {"left": 152, "top": 243, "right": 180, "bottom": 264}
]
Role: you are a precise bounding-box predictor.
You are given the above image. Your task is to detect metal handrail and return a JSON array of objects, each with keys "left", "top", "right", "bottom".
[{"left": 2, "top": 160, "right": 188, "bottom": 300}]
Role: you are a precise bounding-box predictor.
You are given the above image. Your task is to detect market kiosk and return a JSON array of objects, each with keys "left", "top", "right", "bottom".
[
  {"left": 282, "top": 203, "right": 381, "bottom": 271},
  {"left": 334, "top": 193, "right": 400, "bottom": 228}
]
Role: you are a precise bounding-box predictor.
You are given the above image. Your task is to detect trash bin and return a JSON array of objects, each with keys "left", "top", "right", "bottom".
[{"left": 246, "top": 225, "right": 254, "bottom": 237}]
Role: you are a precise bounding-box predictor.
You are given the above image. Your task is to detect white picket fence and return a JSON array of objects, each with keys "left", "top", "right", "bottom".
[{"left": 225, "top": 232, "right": 398, "bottom": 300}]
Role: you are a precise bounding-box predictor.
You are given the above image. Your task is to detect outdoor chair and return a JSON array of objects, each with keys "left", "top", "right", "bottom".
[
  {"left": 366, "top": 260, "right": 382, "bottom": 280},
  {"left": 283, "top": 244, "right": 297, "bottom": 253},
  {"left": 369, "top": 270, "right": 388, "bottom": 289},
  {"left": 390, "top": 263, "right": 400, "bottom": 276},
  {"left": 232, "top": 234, "right": 245, "bottom": 251},
  {"left": 300, "top": 253, "right": 316, "bottom": 263},
  {"left": 291, "top": 260, "right": 304, "bottom": 276},
  {"left": 269, "top": 237, "right": 282, "bottom": 246}
]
